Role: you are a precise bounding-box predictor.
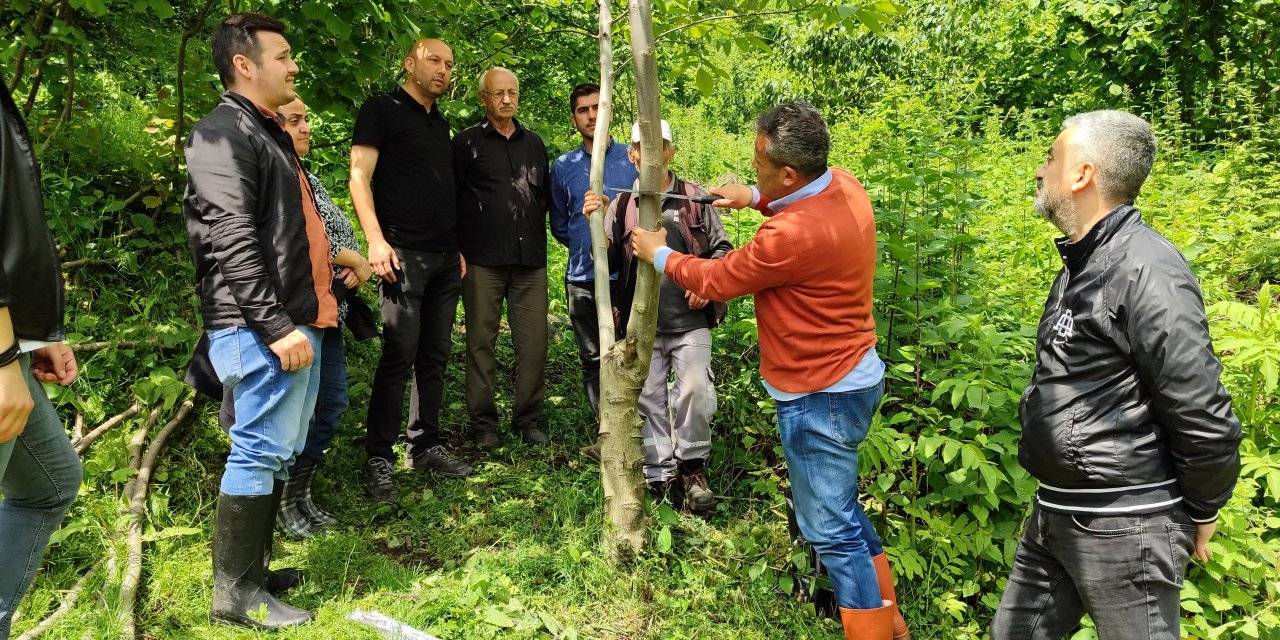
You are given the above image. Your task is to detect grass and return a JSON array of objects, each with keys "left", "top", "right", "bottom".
[{"left": 11, "top": 256, "right": 850, "bottom": 640}]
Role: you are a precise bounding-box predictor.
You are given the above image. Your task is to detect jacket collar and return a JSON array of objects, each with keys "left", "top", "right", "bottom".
[
  {"left": 220, "top": 91, "right": 300, "bottom": 162},
  {"left": 1055, "top": 204, "right": 1141, "bottom": 272},
  {"left": 222, "top": 91, "right": 286, "bottom": 129}
]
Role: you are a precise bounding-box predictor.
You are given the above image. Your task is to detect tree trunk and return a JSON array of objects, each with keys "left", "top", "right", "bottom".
[
  {"left": 588, "top": 0, "right": 617, "bottom": 354},
  {"left": 598, "top": 0, "right": 663, "bottom": 561}
]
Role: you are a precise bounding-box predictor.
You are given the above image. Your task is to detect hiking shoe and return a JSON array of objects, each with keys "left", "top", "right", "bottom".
[
  {"left": 363, "top": 457, "right": 399, "bottom": 501},
  {"left": 407, "top": 445, "right": 474, "bottom": 479},
  {"left": 648, "top": 477, "right": 684, "bottom": 509},
  {"left": 683, "top": 471, "right": 715, "bottom": 513},
  {"left": 579, "top": 440, "right": 602, "bottom": 461},
  {"left": 521, "top": 428, "right": 549, "bottom": 446},
  {"left": 474, "top": 428, "right": 501, "bottom": 451}
]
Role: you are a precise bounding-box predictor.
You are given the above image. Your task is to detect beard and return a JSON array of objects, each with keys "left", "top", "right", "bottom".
[{"left": 1034, "top": 183, "right": 1080, "bottom": 238}]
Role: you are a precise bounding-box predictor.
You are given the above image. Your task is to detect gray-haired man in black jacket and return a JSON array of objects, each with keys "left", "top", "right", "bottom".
[{"left": 992, "top": 110, "right": 1243, "bottom": 639}]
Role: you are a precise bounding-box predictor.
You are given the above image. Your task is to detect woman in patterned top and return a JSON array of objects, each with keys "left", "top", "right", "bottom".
[{"left": 277, "top": 98, "right": 373, "bottom": 538}]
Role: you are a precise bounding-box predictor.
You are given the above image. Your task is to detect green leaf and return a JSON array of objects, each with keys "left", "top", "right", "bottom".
[
  {"left": 694, "top": 67, "right": 713, "bottom": 97},
  {"left": 656, "top": 503, "right": 680, "bottom": 525},
  {"left": 778, "top": 573, "right": 794, "bottom": 594},
  {"left": 483, "top": 608, "right": 515, "bottom": 627},
  {"left": 656, "top": 526, "right": 672, "bottom": 553}
]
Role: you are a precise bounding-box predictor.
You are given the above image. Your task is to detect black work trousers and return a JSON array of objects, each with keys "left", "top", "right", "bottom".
[
  {"left": 565, "top": 279, "right": 601, "bottom": 415},
  {"left": 462, "top": 264, "right": 547, "bottom": 433},
  {"left": 365, "top": 247, "right": 460, "bottom": 461}
]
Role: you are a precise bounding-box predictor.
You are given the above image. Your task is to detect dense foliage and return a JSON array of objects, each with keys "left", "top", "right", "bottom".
[{"left": 2, "top": 0, "right": 1277, "bottom": 637}]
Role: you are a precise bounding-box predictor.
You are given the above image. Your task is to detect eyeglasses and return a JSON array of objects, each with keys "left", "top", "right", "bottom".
[{"left": 483, "top": 90, "right": 519, "bottom": 99}]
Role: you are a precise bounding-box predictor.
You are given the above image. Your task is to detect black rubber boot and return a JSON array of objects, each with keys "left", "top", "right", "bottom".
[
  {"left": 263, "top": 480, "right": 303, "bottom": 593},
  {"left": 295, "top": 460, "right": 339, "bottom": 527},
  {"left": 278, "top": 464, "right": 321, "bottom": 539},
  {"left": 211, "top": 492, "right": 313, "bottom": 628}
]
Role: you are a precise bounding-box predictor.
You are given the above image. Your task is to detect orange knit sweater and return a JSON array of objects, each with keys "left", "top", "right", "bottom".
[{"left": 664, "top": 168, "right": 877, "bottom": 393}]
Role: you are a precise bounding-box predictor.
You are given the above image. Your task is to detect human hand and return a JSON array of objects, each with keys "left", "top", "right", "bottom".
[
  {"left": 582, "top": 192, "right": 608, "bottom": 218},
  {"left": 460, "top": 254, "right": 467, "bottom": 279},
  {"left": 268, "top": 329, "right": 314, "bottom": 372},
  {"left": 685, "top": 290, "right": 709, "bottom": 310},
  {"left": 0, "top": 359, "right": 33, "bottom": 443},
  {"left": 31, "top": 343, "right": 78, "bottom": 385},
  {"left": 338, "top": 267, "right": 360, "bottom": 289},
  {"left": 709, "top": 184, "right": 754, "bottom": 209},
  {"left": 631, "top": 227, "right": 668, "bottom": 264},
  {"left": 368, "top": 240, "right": 400, "bottom": 283},
  {"left": 1194, "top": 522, "right": 1216, "bottom": 563},
  {"left": 354, "top": 259, "right": 374, "bottom": 284}
]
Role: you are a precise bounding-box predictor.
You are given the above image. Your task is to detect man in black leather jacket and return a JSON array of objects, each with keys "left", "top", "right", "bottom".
[
  {"left": 992, "top": 110, "right": 1243, "bottom": 639},
  {"left": 0, "top": 84, "right": 84, "bottom": 640},
  {"left": 182, "top": 13, "right": 337, "bottom": 629}
]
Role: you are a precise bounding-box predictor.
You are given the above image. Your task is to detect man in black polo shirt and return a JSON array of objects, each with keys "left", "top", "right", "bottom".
[
  {"left": 350, "top": 38, "right": 473, "bottom": 501},
  {"left": 453, "top": 67, "right": 550, "bottom": 449}
]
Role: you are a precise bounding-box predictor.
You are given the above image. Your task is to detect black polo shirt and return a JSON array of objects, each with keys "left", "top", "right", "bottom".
[
  {"left": 452, "top": 118, "right": 549, "bottom": 268},
  {"left": 351, "top": 86, "right": 456, "bottom": 252}
]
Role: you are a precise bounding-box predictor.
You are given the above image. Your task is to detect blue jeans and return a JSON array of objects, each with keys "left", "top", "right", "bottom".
[
  {"left": 777, "top": 382, "right": 885, "bottom": 610},
  {"left": 297, "top": 327, "right": 347, "bottom": 466},
  {"left": 0, "top": 353, "right": 83, "bottom": 639},
  {"left": 208, "top": 326, "right": 323, "bottom": 496}
]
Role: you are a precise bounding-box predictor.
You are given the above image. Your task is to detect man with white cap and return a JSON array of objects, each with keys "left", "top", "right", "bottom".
[{"left": 583, "top": 119, "right": 732, "bottom": 511}]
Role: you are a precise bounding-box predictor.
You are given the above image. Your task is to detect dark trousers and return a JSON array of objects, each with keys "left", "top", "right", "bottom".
[
  {"left": 462, "top": 264, "right": 547, "bottom": 432},
  {"left": 299, "top": 326, "right": 346, "bottom": 465},
  {"left": 365, "top": 247, "right": 461, "bottom": 461},
  {"left": 991, "top": 504, "right": 1197, "bottom": 639},
  {"left": 565, "top": 280, "right": 601, "bottom": 415}
]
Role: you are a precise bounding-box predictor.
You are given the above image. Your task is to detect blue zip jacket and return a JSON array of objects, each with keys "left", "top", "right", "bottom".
[{"left": 549, "top": 139, "right": 637, "bottom": 282}]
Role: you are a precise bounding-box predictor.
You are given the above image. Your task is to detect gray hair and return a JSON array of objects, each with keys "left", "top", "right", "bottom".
[
  {"left": 1061, "top": 110, "right": 1157, "bottom": 204},
  {"left": 477, "top": 67, "right": 518, "bottom": 94},
  {"left": 755, "top": 102, "right": 829, "bottom": 178}
]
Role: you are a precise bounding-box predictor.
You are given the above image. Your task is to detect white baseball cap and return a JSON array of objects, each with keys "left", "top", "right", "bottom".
[{"left": 631, "top": 119, "right": 673, "bottom": 144}]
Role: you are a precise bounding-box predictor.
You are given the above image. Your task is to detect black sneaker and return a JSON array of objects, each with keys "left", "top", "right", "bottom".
[
  {"left": 407, "top": 445, "right": 474, "bottom": 479},
  {"left": 363, "top": 457, "right": 399, "bottom": 501}
]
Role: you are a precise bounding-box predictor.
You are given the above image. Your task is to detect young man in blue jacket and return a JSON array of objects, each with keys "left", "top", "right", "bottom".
[{"left": 548, "top": 83, "right": 637, "bottom": 434}]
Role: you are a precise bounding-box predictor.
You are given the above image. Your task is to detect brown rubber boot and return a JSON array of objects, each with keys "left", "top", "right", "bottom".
[
  {"left": 871, "top": 553, "right": 910, "bottom": 639},
  {"left": 838, "top": 600, "right": 895, "bottom": 640}
]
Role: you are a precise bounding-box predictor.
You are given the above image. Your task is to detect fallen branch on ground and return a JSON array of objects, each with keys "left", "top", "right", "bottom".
[
  {"left": 15, "top": 562, "right": 102, "bottom": 640},
  {"left": 119, "top": 395, "right": 195, "bottom": 640},
  {"left": 73, "top": 402, "right": 143, "bottom": 455},
  {"left": 70, "top": 340, "right": 175, "bottom": 354}
]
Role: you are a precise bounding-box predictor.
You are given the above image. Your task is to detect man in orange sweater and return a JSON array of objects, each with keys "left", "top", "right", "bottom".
[{"left": 632, "top": 102, "right": 908, "bottom": 640}]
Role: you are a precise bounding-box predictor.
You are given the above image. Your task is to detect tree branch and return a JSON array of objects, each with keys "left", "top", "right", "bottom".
[
  {"left": 119, "top": 397, "right": 194, "bottom": 640},
  {"left": 174, "top": 0, "right": 218, "bottom": 159},
  {"left": 74, "top": 402, "right": 143, "bottom": 455},
  {"left": 653, "top": 3, "right": 817, "bottom": 42},
  {"left": 14, "top": 562, "right": 101, "bottom": 640}
]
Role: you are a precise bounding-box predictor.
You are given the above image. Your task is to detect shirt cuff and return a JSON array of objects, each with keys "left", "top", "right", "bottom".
[
  {"left": 1189, "top": 510, "right": 1219, "bottom": 524},
  {"left": 653, "top": 246, "right": 675, "bottom": 273},
  {"left": 749, "top": 186, "right": 761, "bottom": 208}
]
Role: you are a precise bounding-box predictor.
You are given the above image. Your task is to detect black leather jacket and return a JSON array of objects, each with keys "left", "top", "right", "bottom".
[
  {"left": 183, "top": 92, "right": 328, "bottom": 345},
  {"left": 0, "top": 87, "right": 64, "bottom": 342},
  {"left": 1019, "top": 205, "right": 1242, "bottom": 522}
]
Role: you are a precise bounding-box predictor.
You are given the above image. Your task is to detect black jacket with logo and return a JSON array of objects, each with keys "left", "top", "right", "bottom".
[
  {"left": 0, "top": 87, "right": 63, "bottom": 342},
  {"left": 1019, "top": 205, "right": 1242, "bottom": 522},
  {"left": 182, "top": 92, "right": 325, "bottom": 345}
]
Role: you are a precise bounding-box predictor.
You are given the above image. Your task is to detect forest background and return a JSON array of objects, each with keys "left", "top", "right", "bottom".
[{"left": 2, "top": 0, "right": 1278, "bottom": 637}]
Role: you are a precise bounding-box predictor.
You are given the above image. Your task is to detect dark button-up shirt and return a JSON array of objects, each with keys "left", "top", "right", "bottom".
[
  {"left": 453, "top": 118, "right": 549, "bottom": 268},
  {"left": 351, "top": 86, "right": 456, "bottom": 252}
]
